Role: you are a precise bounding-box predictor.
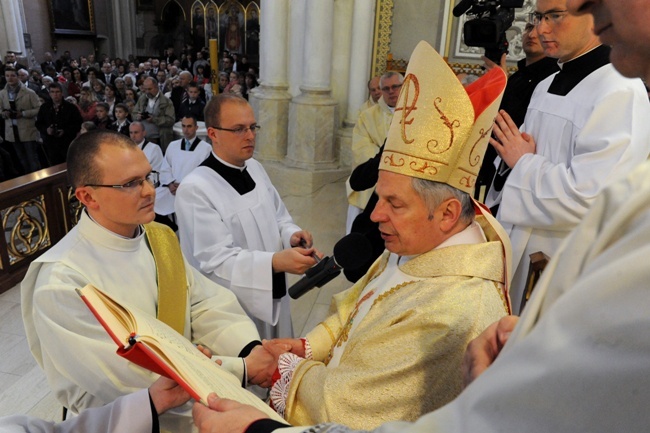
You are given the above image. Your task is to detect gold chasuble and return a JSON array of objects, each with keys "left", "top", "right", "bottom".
[
  {"left": 284, "top": 215, "right": 508, "bottom": 429},
  {"left": 282, "top": 41, "right": 510, "bottom": 429}
]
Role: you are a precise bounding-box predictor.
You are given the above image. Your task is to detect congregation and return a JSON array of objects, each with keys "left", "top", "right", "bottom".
[{"left": 0, "top": 45, "right": 259, "bottom": 180}]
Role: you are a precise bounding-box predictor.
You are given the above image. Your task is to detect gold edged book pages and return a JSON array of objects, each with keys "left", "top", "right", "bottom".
[{"left": 76, "top": 284, "right": 285, "bottom": 422}]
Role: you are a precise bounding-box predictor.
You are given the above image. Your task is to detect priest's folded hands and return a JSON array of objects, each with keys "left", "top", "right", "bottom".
[{"left": 489, "top": 109, "right": 537, "bottom": 169}]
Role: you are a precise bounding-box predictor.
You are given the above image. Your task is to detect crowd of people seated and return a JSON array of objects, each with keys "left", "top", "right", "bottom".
[{"left": 0, "top": 45, "right": 259, "bottom": 181}]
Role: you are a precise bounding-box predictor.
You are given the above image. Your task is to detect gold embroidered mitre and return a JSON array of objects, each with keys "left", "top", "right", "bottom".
[{"left": 379, "top": 41, "right": 507, "bottom": 194}]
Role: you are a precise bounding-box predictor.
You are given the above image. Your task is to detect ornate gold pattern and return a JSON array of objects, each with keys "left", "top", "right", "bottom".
[
  {"left": 469, "top": 128, "right": 489, "bottom": 167},
  {"left": 410, "top": 160, "right": 437, "bottom": 175},
  {"left": 324, "top": 289, "right": 377, "bottom": 365},
  {"left": 379, "top": 42, "right": 506, "bottom": 196},
  {"left": 1, "top": 196, "right": 51, "bottom": 265},
  {"left": 371, "top": 0, "right": 394, "bottom": 78},
  {"left": 323, "top": 279, "right": 418, "bottom": 366},
  {"left": 395, "top": 74, "right": 420, "bottom": 144},
  {"left": 383, "top": 153, "right": 405, "bottom": 167},
  {"left": 429, "top": 96, "right": 459, "bottom": 155}
]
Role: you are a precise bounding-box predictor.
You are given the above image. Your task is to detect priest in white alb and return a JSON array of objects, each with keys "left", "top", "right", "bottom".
[{"left": 175, "top": 95, "right": 319, "bottom": 340}]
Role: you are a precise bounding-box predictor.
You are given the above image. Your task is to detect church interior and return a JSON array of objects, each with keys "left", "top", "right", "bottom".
[{"left": 0, "top": 0, "right": 537, "bottom": 424}]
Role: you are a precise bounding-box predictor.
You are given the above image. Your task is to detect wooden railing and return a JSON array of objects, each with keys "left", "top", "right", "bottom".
[{"left": 0, "top": 164, "right": 80, "bottom": 293}]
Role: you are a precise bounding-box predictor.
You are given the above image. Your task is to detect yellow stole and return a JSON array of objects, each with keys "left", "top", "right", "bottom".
[{"left": 144, "top": 222, "right": 187, "bottom": 334}]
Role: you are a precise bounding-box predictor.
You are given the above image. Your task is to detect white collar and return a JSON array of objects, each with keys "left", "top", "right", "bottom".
[{"left": 213, "top": 151, "right": 247, "bottom": 172}]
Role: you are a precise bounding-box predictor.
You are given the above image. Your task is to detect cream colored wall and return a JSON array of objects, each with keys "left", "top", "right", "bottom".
[{"left": 389, "top": 0, "right": 445, "bottom": 60}]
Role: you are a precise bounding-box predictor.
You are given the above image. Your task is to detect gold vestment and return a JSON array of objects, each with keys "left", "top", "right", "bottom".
[{"left": 284, "top": 217, "right": 509, "bottom": 429}]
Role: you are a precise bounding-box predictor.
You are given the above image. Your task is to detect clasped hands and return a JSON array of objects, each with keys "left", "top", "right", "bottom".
[
  {"left": 192, "top": 318, "right": 522, "bottom": 433},
  {"left": 489, "top": 109, "right": 536, "bottom": 169},
  {"left": 244, "top": 338, "right": 306, "bottom": 388}
]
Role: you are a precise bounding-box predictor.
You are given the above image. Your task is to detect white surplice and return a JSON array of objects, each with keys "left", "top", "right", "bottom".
[
  {"left": 155, "top": 137, "right": 211, "bottom": 216},
  {"left": 175, "top": 157, "right": 299, "bottom": 339},
  {"left": 0, "top": 389, "right": 152, "bottom": 433},
  {"left": 487, "top": 63, "right": 650, "bottom": 312}
]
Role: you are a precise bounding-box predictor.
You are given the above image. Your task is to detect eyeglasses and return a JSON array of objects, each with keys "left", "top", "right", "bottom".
[
  {"left": 85, "top": 171, "right": 160, "bottom": 190},
  {"left": 381, "top": 84, "right": 402, "bottom": 92},
  {"left": 212, "top": 124, "right": 261, "bottom": 136},
  {"left": 528, "top": 9, "right": 569, "bottom": 26}
]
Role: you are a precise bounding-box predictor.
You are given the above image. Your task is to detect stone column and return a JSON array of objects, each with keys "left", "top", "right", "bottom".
[
  {"left": 113, "top": 0, "right": 137, "bottom": 58},
  {"left": 285, "top": 0, "right": 338, "bottom": 170},
  {"left": 344, "top": 0, "right": 376, "bottom": 128},
  {"left": 339, "top": 0, "right": 376, "bottom": 166},
  {"left": 250, "top": 0, "right": 292, "bottom": 162},
  {"left": 0, "top": 0, "right": 26, "bottom": 56}
]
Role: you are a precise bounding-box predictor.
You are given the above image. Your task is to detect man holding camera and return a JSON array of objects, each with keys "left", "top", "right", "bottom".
[
  {"left": 133, "top": 76, "right": 175, "bottom": 153},
  {"left": 35, "top": 82, "right": 82, "bottom": 166},
  {"left": 0, "top": 66, "right": 42, "bottom": 174}
]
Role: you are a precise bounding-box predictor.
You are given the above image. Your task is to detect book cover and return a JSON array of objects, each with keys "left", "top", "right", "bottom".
[{"left": 76, "top": 284, "right": 284, "bottom": 422}]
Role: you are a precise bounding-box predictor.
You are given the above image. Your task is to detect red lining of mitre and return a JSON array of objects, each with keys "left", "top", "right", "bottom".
[{"left": 464, "top": 67, "right": 507, "bottom": 121}]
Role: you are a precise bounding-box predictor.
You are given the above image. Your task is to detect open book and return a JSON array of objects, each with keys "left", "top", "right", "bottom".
[{"left": 76, "top": 284, "right": 284, "bottom": 422}]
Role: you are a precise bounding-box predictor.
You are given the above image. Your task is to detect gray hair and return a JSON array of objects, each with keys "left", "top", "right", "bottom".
[
  {"left": 411, "top": 178, "right": 475, "bottom": 224},
  {"left": 380, "top": 71, "right": 404, "bottom": 87}
]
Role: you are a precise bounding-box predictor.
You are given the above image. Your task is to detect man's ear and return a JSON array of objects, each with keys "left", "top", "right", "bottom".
[
  {"left": 207, "top": 127, "right": 219, "bottom": 146},
  {"left": 438, "top": 198, "right": 462, "bottom": 233},
  {"left": 75, "top": 186, "right": 99, "bottom": 210}
]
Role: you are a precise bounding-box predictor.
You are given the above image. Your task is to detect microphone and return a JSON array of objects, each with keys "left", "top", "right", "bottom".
[
  {"left": 453, "top": 0, "right": 474, "bottom": 16},
  {"left": 289, "top": 233, "right": 372, "bottom": 299}
]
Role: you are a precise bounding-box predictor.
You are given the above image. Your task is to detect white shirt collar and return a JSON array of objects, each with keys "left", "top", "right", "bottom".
[{"left": 212, "top": 151, "right": 247, "bottom": 172}]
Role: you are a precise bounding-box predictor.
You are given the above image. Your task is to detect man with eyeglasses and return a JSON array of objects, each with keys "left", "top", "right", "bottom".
[
  {"left": 346, "top": 71, "right": 404, "bottom": 234},
  {"left": 485, "top": 0, "right": 650, "bottom": 313},
  {"left": 175, "top": 94, "right": 318, "bottom": 340},
  {"left": 21, "top": 130, "right": 273, "bottom": 432}
]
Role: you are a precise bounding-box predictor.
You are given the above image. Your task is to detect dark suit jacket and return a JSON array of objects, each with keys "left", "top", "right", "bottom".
[{"left": 170, "top": 86, "right": 206, "bottom": 118}]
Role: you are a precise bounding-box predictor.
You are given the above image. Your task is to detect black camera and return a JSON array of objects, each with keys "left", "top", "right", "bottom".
[{"left": 453, "top": 0, "right": 524, "bottom": 63}]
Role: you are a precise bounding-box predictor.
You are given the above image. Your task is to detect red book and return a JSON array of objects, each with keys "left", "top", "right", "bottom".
[{"left": 76, "top": 284, "right": 284, "bottom": 421}]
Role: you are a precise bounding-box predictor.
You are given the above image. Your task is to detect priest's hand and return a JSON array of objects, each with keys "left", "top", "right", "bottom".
[
  {"left": 245, "top": 344, "right": 290, "bottom": 388},
  {"left": 265, "top": 338, "right": 306, "bottom": 358},
  {"left": 168, "top": 182, "right": 180, "bottom": 195},
  {"left": 272, "top": 247, "right": 319, "bottom": 275},
  {"left": 489, "top": 110, "right": 536, "bottom": 168},
  {"left": 193, "top": 394, "right": 276, "bottom": 433},
  {"left": 149, "top": 376, "right": 191, "bottom": 415},
  {"left": 462, "top": 315, "right": 519, "bottom": 388},
  {"left": 290, "top": 230, "right": 313, "bottom": 248}
]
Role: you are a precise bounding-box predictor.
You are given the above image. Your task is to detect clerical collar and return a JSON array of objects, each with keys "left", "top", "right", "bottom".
[
  {"left": 200, "top": 152, "right": 255, "bottom": 195},
  {"left": 85, "top": 209, "right": 143, "bottom": 239},
  {"left": 397, "top": 221, "right": 485, "bottom": 265},
  {"left": 213, "top": 152, "right": 247, "bottom": 171},
  {"left": 549, "top": 45, "right": 610, "bottom": 96}
]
